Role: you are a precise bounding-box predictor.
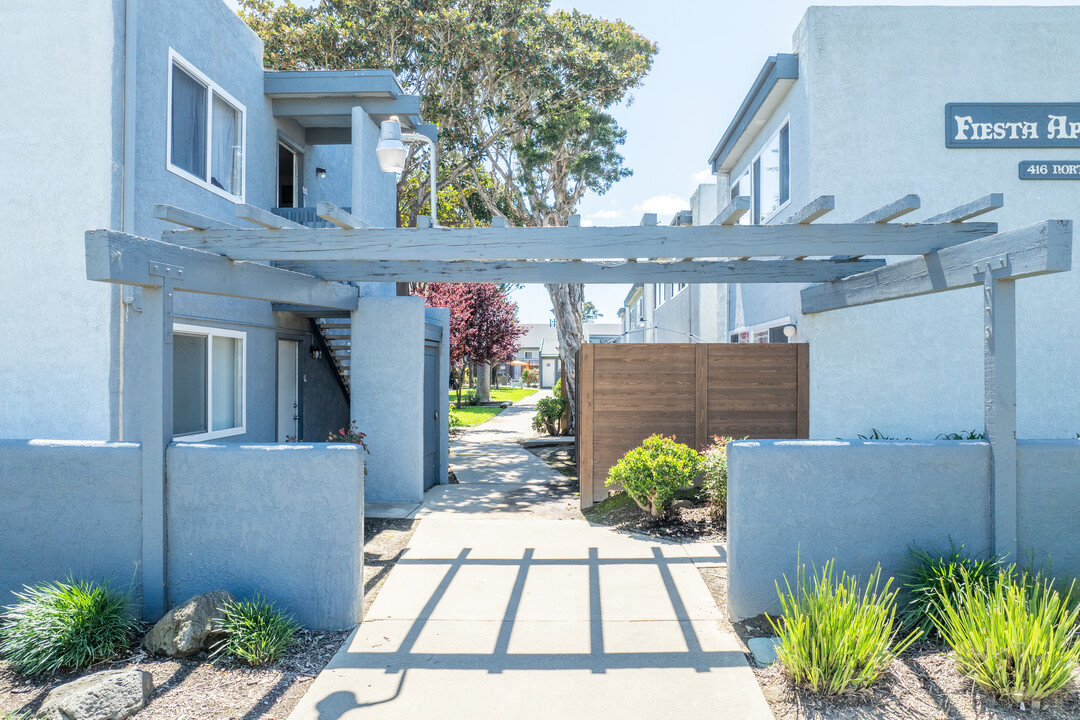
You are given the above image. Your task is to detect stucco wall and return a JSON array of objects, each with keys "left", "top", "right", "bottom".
[
  {"left": 0, "top": 440, "right": 142, "bottom": 604},
  {"left": 351, "top": 296, "right": 426, "bottom": 503},
  {"left": 727, "top": 439, "right": 1080, "bottom": 620},
  {"left": 0, "top": 1, "right": 122, "bottom": 439},
  {"left": 718, "top": 6, "right": 1080, "bottom": 440},
  {"left": 167, "top": 443, "right": 365, "bottom": 629},
  {"left": 1017, "top": 440, "right": 1080, "bottom": 582}
]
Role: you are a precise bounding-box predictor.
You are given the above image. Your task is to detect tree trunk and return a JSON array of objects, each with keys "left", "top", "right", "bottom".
[
  {"left": 476, "top": 362, "right": 491, "bottom": 402},
  {"left": 545, "top": 282, "right": 584, "bottom": 431}
]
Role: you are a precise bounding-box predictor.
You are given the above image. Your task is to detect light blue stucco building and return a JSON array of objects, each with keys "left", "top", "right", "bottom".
[{"left": 619, "top": 5, "right": 1080, "bottom": 441}]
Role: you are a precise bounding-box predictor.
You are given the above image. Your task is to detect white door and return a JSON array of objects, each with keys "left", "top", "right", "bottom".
[{"left": 277, "top": 340, "right": 299, "bottom": 441}]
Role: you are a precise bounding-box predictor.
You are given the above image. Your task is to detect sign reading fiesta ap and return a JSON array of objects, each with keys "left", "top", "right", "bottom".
[
  {"left": 947, "top": 104, "right": 1080, "bottom": 147},
  {"left": 947, "top": 103, "right": 1080, "bottom": 180}
]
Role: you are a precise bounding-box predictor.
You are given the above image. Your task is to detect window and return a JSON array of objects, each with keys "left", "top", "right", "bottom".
[
  {"left": 168, "top": 50, "right": 246, "bottom": 201},
  {"left": 173, "top": 324, "right": 246, "bottom": 440},
  {"left": 728, "top": 317, "right": 792, "bottom": 344},
  {"left": 731, "top": 121, "right": 790, "bottom": 226}
]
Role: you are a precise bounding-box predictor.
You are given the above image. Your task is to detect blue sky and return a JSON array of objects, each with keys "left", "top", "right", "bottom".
[{"left": 226, "top": 0, "right": 1073, "bottom": 323}]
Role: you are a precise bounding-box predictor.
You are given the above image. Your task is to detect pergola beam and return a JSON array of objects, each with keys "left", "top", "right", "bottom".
[
  {"left": 714, "top": 196, "right": 751, "bottom": 226},
  {"left": 784, "top": 195, "right": 835, "bottom": 225},
  {"left": 85, "top": 230, "right": 358, "bottom": 310},
  {"left": 274, "top": 257, "right": 887, "bottom": 284},
  {"left": 854, "top": 193, "right": 921, "bottom": 224},
  {"left": 801, "top": 220, "right": 1072, "bottom": 313},
  {"left": 317, "top": 201, "right": 370, "bottom": 230},
  {"left": 235, "top": 203, "right": 305, "bottom": 229},
  {"left": 925, "top": 193, "right": 1004, "bottom": 224},
  {"left": 153, "top": 204, "right": 238, "bottom": 230},
  {"left": 163, "top": 221, "right": 997, "bottom": 262}
]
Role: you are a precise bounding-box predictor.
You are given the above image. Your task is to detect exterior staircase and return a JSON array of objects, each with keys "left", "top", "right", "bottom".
[
  {"left": 272, "top": 207, "right": 355, "bottom": 397},
  {"left": 314, "top": 318, "right": 352, "bottom": 394}
]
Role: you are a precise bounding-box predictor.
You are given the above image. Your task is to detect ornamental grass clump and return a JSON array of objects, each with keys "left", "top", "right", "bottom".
[
  {"left": 934, "top": 570, "right": 1080, "bottom": 705},
  {"left": 212, "top": 596, "right": 300, "bottom": 667},
  {"left": 898, "top": 542, "right": 999, "bottom": 643},
  {"left": 769, "top": 561, "right": 920, "bottom": 695},
  {"left": 0, "top": 579, "right": 135, "bottom": 676},
  {"left": 605, "top": 434, "right": 702, "bottom": 516}
]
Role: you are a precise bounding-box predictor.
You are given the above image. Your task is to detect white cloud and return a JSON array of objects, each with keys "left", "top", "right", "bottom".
[
  {"left": 690, "top": 169, "right": 717, "bottom": 186},
  {"left": 588, "top": 208, "right": 625, "bottom": 221},
  {"left": 634, "top": 194, "right": 690, "bottom": 217}
]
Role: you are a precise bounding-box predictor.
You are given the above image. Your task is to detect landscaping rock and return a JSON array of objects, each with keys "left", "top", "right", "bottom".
[
  {"left": 38, "top": 669, "right": 153, "bottom": 720},
  {"left": 748, "top": 636, "right": 781, "bottom": 668},
  {"left": 143, "top": 590, "right": 235, "bottom": 657}
]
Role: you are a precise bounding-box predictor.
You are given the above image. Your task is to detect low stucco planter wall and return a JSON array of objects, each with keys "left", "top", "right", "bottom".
[
  {"left": 0, "top": 440, "right": 143, "bottom": 603},
  {"left": 727, "top": 439, "right": 1080, "bottom": 620},
  {"left": 166, "top": 443, "right": 365, "bottom": 630}
]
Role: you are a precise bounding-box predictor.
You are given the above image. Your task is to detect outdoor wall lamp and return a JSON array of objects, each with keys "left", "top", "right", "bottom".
[
  {"left": 376, "top": 115, "right": 438, "bottom": 226},
  {"left": 783, "top": 324, "right": 798, "bottom": 339},
  {"left": 310, "top": 345, "right": 323, "bottom": 360},
  {"left": 315, "top": 167, "right": 327, "bottom": 179}
]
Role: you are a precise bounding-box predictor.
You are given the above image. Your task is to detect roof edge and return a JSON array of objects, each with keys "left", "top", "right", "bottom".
[{"left": 708, "top": 53, "right": 798, "bottom": 173}]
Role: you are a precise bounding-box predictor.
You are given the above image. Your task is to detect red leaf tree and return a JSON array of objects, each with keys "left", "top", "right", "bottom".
[{"left": 416, "top": 283, "right": 526, "bottom": 405}]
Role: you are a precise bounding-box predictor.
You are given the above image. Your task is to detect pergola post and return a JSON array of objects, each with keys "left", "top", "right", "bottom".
[
  {"left": 140, "top": 274, "right": 177, "bottom": 620},
  {"left": 981, "top": 265, "right": 1017, "bottom": 561}
]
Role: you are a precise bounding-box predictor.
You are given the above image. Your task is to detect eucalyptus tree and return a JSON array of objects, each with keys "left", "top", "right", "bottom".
[{"left": 240, "top": 0, "right": 656, "bottom": 425}]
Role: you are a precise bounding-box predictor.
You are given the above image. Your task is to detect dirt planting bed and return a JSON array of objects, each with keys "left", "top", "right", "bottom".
[{"left": 0, "top": 518, "right": 418, "bottom": 720}]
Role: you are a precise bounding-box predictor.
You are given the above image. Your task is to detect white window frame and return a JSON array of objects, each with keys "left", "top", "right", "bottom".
[
  {"left": 728, "top": 316, "right": 792, "bottom": 344},
  {"left": 173, "top": 323, "right": 247, "bottom": 441},
  {"left": 166, "top": 49, "right": 247, "bottom": 203},
  {"left": 731, "top": 117, "right": 790, "bottom": 226},
  {"left": 675, "top": 282, "right": 688, "bottom": 296}
]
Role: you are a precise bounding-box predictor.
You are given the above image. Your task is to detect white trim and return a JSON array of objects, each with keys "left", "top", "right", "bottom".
[
  {"left": 730, "top": 116, "right": 791, "bottom": 226},
  {"left": 166, "top": 49, "right": 247, "bottom": 203},
  {"left": 173, "top": 322, "right": 247, "bottom": 441},
  {"left": 729, "top": 315, "right": 792, "bottom": 344}
]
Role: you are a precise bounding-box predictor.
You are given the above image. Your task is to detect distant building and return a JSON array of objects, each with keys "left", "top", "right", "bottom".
[{"left": 512, "top": 322, "right": 623, "bottom": 387}]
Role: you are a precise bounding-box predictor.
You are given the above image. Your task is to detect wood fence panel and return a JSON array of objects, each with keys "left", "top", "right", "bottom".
[{"left": 578, "top": 342, "right": 808, "bottom": 510}]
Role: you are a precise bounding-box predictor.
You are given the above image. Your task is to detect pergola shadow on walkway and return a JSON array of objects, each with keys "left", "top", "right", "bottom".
[{"left": 287, "top": 515, "right": 767, "bottom": 720}]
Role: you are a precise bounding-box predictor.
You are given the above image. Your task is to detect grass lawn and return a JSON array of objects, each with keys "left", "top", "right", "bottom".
[
  {"left": 449, "top": 387, "right": 537, "bottom": 403},
  {"left": 449, "top": 405, "right": 503, "bottom": 427}
]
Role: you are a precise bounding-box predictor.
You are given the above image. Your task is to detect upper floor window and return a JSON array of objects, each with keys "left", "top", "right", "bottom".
[
  {"left": 731, "top": 121, "right": 790, "bottom": 225},
  {"left": 168, "top": 50, "right": 246, "bottom": 201}
]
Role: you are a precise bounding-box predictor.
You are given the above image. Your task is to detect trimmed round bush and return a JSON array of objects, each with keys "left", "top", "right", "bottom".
[
  {"left": 0, "top": 579, "right": 135, "bottom": 676},
  {"left": 212, "top": 596, "right": 300, "bottom": 667},
  {"left": 702, "top": 435, "right": 733, "bottom": 520},
  {"left": 935, "top": 571, "right": 1080, "bottom": 705},
  {"left": 770, "top": 561, "right": 920, "bottom": 695},
  {"left": 605, "top": 434, "right": 702, "bottom": 516}
]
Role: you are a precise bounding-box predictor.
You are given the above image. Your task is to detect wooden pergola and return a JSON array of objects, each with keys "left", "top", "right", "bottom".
[{"left": 86, "top": 192, "right": 1072, "bottom": 616}]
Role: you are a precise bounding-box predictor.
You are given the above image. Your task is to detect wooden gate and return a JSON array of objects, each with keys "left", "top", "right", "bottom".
[{"left": 577, "top": 343, "right": 809, "bottom": 508}]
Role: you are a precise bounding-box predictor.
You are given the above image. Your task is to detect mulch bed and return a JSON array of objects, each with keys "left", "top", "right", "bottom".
[
  {"left": 0, "top": 518, "right": 419, "bottom": 720},
  {"left": 582, "top": 487, "right": 725, "bottom": 543}
]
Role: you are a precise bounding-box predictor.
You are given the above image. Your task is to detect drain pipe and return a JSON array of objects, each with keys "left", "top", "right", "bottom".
[{"left": 117, "top": 0, "right": 140, "bottom": 440}]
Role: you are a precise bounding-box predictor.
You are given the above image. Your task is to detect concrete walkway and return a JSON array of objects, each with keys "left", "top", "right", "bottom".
[{"left": 288, "top": 390, "right": 772, "bottom": 720}]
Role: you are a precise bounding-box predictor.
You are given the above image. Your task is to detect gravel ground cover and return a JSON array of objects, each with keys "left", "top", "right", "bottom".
[{"left": 0, "top": 518, "right": 418, "bottom": 720}]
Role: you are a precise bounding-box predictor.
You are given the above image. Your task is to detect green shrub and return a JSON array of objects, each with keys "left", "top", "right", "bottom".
[
  {"left": 532, "top": 396, "right": 568, "bottom": 435},
  {"left": 448, "top": 404, "right": 464, "bottom": 430},
  {"left": 605, "top": 434, "right": 702, "bottom": 516},
  {"left": 898, "top": 542, "right": 999, "bottom": 642},
  {"left": 936, "top": 430, "right": 986, "bottom": 440},
  {"left": 212, "top": 596, "right": 300, "bottom": 667},
  {"left": 769, "top": 561, "right": 920, "bottom": 695},
  {"left": 0, "top": 579, "right": 134, "bottom": 676},
  {"left": 702, "top": 435, "right": 733, "bottom": 520},
  {"left": 934, "top": 571, "right": 1080, "bottom": 705}
]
